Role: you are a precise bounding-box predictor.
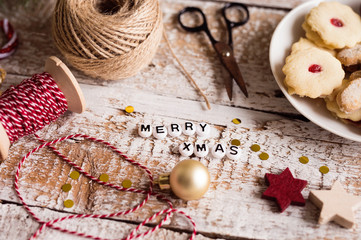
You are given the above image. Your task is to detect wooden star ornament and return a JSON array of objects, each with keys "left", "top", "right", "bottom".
[
  {"left": 309, "top": 180, "right": 361, "bottom": 229},
  {"left": 262, "top": 168, "right": 307, "bottom": 212}
]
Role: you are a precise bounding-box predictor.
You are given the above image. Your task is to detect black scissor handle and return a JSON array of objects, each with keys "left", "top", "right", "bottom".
[
  {"left": 222, "top": 3, "right": 249, "bottom": 28},
  {"left": 178, "top": 7, "right": 207, "bottom": 32},
  {"left": 178, "top": 7, "right": 216, "bottom": 44}
]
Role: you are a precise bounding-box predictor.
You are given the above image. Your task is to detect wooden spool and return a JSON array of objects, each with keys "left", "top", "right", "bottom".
[{"left": 0, "top": 56, "right": 86, "bottom": 161}]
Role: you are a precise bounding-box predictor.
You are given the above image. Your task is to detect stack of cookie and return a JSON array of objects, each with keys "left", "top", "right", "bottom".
[{"left": 282, "top": 1, "right": 361, "bottom": 125}]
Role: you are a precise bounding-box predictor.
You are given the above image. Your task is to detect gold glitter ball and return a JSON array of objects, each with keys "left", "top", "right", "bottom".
[{"left": 169, "top": 159, "right": 210, "bottom": 201}]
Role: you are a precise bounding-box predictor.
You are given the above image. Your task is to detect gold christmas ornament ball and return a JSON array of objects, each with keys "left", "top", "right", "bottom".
[{"left": 169, "top": 160, "right": 210, "bottom": 201}]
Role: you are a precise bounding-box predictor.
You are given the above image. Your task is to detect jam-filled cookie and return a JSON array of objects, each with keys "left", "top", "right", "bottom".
[
  {"left": 304, "top": 2, "right": 361, "bottom": 49},
  {"left": 291, "top": 37, "right": 336, "bottom": 56},
  {"left": 302, "top": 20, "right": 333, "bottom": 49},
  {"left": 325, "top": 79, "right": 361, "bottom": 122},
  {"left": 282, "top": 48, "right": 344, "bottom": 98}
]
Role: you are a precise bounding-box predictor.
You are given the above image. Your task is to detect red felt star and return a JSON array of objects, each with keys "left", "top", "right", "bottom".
[{"left": 262, "top": 168, "right": 307, "bottom": 212}]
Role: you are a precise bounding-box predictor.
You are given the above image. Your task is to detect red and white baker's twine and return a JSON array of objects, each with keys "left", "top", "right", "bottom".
[
  {"left": 16, "top": 134, "right": 196, "bottom": 240},
  {"left": 0, "top": 19, "right": 18, "bottom": 59},
  {"left": 0, "top": 72, "right": 68, "bottom": 143},
  {"left": 0, "top": 73, "right": 196, "bottom": 239}
]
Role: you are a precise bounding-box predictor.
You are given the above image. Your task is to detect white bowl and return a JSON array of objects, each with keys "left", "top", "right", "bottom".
[{"left": 269, "top": 0, "right": 361, "bottom": 142}]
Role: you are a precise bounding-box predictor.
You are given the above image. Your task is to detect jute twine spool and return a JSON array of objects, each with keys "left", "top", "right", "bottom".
[{"left": 52, "top": 0, "right": 163, "bottom": 80}]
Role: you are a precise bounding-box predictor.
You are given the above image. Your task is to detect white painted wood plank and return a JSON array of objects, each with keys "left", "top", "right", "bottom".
[
  {"left": 195, "top": 0, "right": 311, "bottom": 9},
  {"left": 0, "top": 202, "right": 217, "bottom": 240},
  {"left": 0, "top": 0, "right": 361, "bottom": 240},
  {"left": 0, "top": 95, "right": 360, "bottom": 239}
]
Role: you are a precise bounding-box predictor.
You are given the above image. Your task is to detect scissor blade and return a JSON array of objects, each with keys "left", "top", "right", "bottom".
[
  {"left": 225, "top": 74, "right": 233, "bottom": 101},
  {"left": 214, "top": 42, "right": 248, "bottom": 98}
]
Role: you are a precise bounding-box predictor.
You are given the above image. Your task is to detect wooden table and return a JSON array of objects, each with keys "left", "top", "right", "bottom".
[{"left": 1, "top": 0, "right": 361, "bottom": 239}]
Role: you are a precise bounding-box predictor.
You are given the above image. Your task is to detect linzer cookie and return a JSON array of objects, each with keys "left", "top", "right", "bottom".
[
  {"left": 282, "top": 48, "right": 344, "bottom": 98},
  {"left": 303, "top": 2, "right": 361, "bottom": 49}
]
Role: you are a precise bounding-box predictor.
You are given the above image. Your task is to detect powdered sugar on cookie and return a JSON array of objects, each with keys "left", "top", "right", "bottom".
[{"left": 337, "top": 78, "right": 361, "bottom": 113}]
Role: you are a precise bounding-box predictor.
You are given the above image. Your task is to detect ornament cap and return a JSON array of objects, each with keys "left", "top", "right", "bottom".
[{"left": 158, "top": 173, "right": 171, "bottom": 190}]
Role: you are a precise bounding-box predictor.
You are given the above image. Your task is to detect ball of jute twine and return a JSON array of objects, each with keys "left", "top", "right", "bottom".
[{"left": 52, "top": 0, "right": 163, "bottom": 80}]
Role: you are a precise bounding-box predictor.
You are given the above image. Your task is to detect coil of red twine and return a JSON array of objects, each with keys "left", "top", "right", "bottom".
[
  {"left": 0, "top": 72, "right": 68, "bottom": 143},
  {"left": 0, "top": 18, "right": 18, "bottom": 59},
  {"left": 0, "top": 56, "right": 85, "bottom": 161}
]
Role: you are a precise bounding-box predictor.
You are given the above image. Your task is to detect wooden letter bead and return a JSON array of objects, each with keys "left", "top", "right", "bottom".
[
  {"left": 196, "top": 122, "right": 211, "bottom": 138},
  {"left": 179, "top": 142, "right": 194, "bottom": 157},
  {"left": 183, "top": 121, "right": 196, "bottom": 136},
  {"left": 138, "top": 124, "right": 152, "bottom": 138},
  {"left": 226, "top": 145, "right": 241, "bottom": 160},
  {"left": 168, "top": 123, "right": 182, "bottom": 137},
  {"left": 194, "top": 143, "right": 209, "bottom": 158},
  {"left": 153, "top": 125, "right": 167, "bottom": 139},
  {"left": 211, "top": 143, "right": 226, "bottom": 159}
]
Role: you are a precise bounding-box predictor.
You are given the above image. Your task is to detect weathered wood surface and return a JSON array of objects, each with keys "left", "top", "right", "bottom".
[
  {"left": 198, "top": 0, "right": 310, "bottom": 9},
  {"left": 1, "top": 0, "right": 361, "bottom": 240}
]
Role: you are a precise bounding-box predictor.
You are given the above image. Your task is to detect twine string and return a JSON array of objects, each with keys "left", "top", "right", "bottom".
[
  {"left": 163, "top": 29, "right": 211, "bottom": 110},
  {"left": 1, "top": 73, "right": 196, "bottom": 239},
  {"left": 15, "top": 134, "right": 196, "bottom": 240},
  {"left": 52, "top": 0, "right": 211, "bottom": 108},
  {"left": 52, "top": 0, "right": 163, "bottom": 80}
]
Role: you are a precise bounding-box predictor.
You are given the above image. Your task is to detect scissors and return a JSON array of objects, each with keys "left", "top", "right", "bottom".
[{"left": 178, "top": 3, "right": 250, "bottom": 99}]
